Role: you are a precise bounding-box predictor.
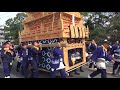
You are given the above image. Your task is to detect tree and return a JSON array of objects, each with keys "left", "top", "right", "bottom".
[
  {"left": 108, "top": 12, "right": 120, "bottom": 43},
  {"left": 81, "top": 12, "right": 118, "bottom": 43},
  {"left": 4, "top": 12, "right": 27, "bottom": 44}
]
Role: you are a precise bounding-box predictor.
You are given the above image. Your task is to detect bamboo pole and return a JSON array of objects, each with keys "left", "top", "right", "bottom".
[{"left": 28, "top": 42, "right": 68, "bottom": 48}]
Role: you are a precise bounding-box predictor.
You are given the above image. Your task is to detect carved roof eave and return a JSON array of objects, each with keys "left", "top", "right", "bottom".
[{"left": 23, "top": 12, "right": 82, "bottom": 24}]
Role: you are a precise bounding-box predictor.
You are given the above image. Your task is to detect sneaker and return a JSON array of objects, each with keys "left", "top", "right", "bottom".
[
  {"left": 88, "top": 74, "right": 91, "bottom": 78},
  {"left": 5, "top": 76, "right": 10, "bottom": 78}
]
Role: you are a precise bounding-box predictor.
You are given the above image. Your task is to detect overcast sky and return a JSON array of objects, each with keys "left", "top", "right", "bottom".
[{"left": 0, "top": 12, "right": 20, "bottom": 27}]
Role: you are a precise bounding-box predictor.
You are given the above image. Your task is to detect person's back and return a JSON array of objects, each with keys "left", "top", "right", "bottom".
[
  {"left": 113, "top": 48, "right": 120, "bottom": 62},
  {"left": 111, "top": 41, "right": 120, "bottom": 75},
  {"left": 111, "top": 41, "right": 119, "bottom": 55},
  {"left": 16, "top": 45, "right": 24, "bottom": 72},
  {"left": 88, "top": 40, "right": 97, "bottom": 53},
  {"left": 88, "top": 40, "right": 97, "bottom": 69}
]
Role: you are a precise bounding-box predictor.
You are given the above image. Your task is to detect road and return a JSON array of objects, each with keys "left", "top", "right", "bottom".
[{"left": 0, "top": 61, "right": 119, "bottom": 78}]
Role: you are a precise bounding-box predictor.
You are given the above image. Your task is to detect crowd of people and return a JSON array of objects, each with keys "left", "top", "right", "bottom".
[
  {"left": 87, "top": 40, "right": 120, "bottom": 78},
  {"left": 0, "top": 40, "right": 68, "bottom": 78},
  {"left": 0, "top": 39, "right": 120, "bottom": 78}
]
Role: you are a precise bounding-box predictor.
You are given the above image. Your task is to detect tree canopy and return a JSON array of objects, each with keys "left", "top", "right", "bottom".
[
  {"left": 4, "top": 12, "right": 27, "bottom": 44},
  {"left": 4, "top": 12, "right": 120, "bottom": 44},
  {"left": 82, "top": 12, "right": 120, "bottom": 44}
]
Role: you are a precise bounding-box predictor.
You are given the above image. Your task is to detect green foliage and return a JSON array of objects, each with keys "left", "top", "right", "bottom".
[
  {"left": 4, "top": 12, "right": 27, "bottom": 44},
  {"left": 4, "top": 12, "right": 120, "bottom": 44},
  {"left": 81, "top": 12, "right": 120, "bottom": 43}
]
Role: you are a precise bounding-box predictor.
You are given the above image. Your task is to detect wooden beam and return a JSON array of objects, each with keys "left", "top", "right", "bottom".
[{"left": 28, "top": 42, "right": 68, "bottom": 48}]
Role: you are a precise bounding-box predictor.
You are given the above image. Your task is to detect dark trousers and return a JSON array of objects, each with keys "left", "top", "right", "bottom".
[
  {"left": 2, "top": 61, "right": 11, "bottom": 77},
  {"left": 21, "top": 60, "right": 29, "bottom": 78},
  {"left": 116, "top": 66, "right": 120, "bottom": 74},
  {"left": 113, "top": 61, "right": 120, "bottom": 73},
  {"left": 29, "top": 60, "right": 38, "bottom": 78},
  {"left": 21, "top": 60, "right": 38, "bottom": 78},
  {"left": 90, "top": 68, "right": 107, "bottom": 78},
  {"left": 89, "top": 62, "right": 97, "bottom": 68},
  {"left": 80, "top": 67, "right": 83, "bottom": 70},
  {"left": 17, "top": 62, "right": 21, "bottom": 71},
  {"left": 50, "top": 68, "right": 67, "bottom": 78},
  {"left": 35, "top": 56, "right": 40, "bottom": 67}
]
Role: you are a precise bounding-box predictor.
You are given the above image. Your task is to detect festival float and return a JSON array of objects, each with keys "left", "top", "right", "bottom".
[{"left": 19, "top": 12, "right": 89, "bottom": 72}]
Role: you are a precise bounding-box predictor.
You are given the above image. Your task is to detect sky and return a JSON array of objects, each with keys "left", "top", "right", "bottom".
[{"left": 0, "top": 12, "right": 20, "bottom": 27}]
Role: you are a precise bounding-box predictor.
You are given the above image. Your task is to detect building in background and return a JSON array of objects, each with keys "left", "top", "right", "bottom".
[{"left": 0, "top": 25, "right": 5, "bottom": 46}]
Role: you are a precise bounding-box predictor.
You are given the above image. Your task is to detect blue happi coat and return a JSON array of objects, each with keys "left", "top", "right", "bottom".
[
  {"left": 51, "top": 47, "right": 64, "bottom": 69},
  {"left": 1, "top": 48, "right": 13, "bottom": 62},
  {"left": 111, "top": 45, "right": 120, "bottom": 55},
  {"left": 91, "top": 46, "right": 112, "bottom": 62},
  {"left": 10, "top": 49, "right": 16, "bottom": 61},
  {"left": 19, "top": 48, "right": 29, "bottom": 62},
  {"left": 88, "top": 43, "right": 97, "bottom": 53},
  {"left": 29, "top": 47, "right": 42, "bottom": 66},
  {"left": 89, "top": 43, "right": 97, "bottom": 53}
]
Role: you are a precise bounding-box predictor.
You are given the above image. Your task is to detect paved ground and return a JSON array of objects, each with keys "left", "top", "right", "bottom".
[{"left": 0, "top": 61, "right": 119, "bottom": 78}]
